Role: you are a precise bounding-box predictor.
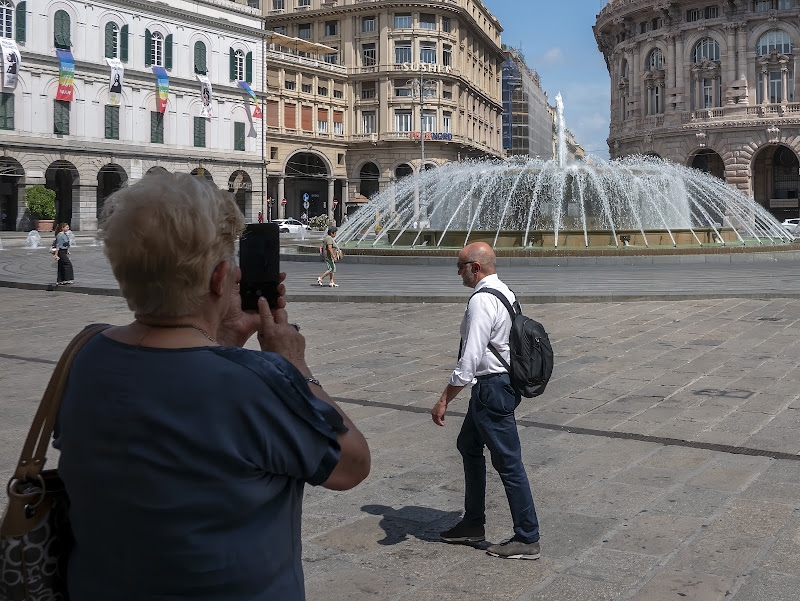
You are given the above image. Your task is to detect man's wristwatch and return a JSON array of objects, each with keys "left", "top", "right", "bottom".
[{"left": 305, "top": 376, "right": 321, "bottom": 387}]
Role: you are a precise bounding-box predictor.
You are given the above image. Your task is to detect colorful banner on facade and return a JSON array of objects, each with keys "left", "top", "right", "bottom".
[
  {"left": 0, "top": 39, "right": 21, "bottom": 90},
  {"left": 152, "top": 66, "right": 169, "bottom": 113},
  {"left": 55, "top": 50, "right": 74, "bottom": 101},
  {"left": 237, "top": 80, "right": 262, "bottom": 120},
  {"left": 106, "top": 58, "right": 124, "bottom": 106},
  {"left": 197, "top": 74, "right": 212, "bottom": 118}
]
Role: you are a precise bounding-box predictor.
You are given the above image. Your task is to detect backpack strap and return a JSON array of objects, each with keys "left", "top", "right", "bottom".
[{"left": 470, "top": 288, "right": 519, "bottom": 373}]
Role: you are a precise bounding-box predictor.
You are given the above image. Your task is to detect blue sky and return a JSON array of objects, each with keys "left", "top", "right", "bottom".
[{"left": 488, "top": 0, "right": 611, "bottom": 159}]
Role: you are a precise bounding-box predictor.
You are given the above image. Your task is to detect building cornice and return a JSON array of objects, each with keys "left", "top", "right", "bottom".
[{"left": 114, "top": 0, "right": 264, "bottom": 37}]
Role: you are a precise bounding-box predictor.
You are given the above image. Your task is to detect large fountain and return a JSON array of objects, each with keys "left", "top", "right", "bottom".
[{"left": 338, "top": 95, "right": 793, "bottom": 251}]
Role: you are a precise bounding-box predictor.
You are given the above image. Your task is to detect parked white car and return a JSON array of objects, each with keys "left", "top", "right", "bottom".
[
  {"left": 781, "top": 218, "right": 800, "bottom": 236},
  {"left": 272, "top": 218, "right": 309, "bottom": 234}
]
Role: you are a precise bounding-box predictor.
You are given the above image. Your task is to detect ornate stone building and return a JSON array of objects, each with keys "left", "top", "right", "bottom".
[{"left": 595, "top": 0, "right": 800, "bottom": 220}]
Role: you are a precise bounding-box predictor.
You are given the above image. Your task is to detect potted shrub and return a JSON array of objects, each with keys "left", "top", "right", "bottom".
[{"left": 25, "top": 185, "right": 57, "bottom": 232}]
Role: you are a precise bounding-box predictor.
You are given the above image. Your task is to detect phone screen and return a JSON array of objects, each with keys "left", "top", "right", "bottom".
[{"left": 239, "top": 223, "right": 280, "bottom": 310}]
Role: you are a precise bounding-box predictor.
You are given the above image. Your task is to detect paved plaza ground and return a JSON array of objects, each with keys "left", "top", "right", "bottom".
[{"left": 2, "top": 249, "right": 800, "bottom": 600}]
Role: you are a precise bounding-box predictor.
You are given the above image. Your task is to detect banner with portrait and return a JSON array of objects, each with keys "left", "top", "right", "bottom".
[
  {"left": 55, "top": 50, "right": 75, "bottom": 101},
  {"left": 106, "top": 58, "right": 124, "bottom": 106},
  {"left": 0, "top": 39, "right": 21, "bottom": 90},
  {"left": 197, "top": 74, "right": 212, "bottom": 118},
  {"left": 152, "top": 66, "right": 169, "bottom": 113}
]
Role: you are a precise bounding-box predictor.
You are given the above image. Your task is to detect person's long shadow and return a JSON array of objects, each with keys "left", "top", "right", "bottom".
[{"left": 361, "top": 504, "right": 489, "bottom": 549}]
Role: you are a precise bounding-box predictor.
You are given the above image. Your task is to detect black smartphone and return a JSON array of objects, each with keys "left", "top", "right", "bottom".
[{"left": 239, "top": 223, "right": 280, "bottom": 311}]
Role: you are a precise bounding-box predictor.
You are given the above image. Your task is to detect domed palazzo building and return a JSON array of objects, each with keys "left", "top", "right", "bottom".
[{"left": 594, "top": 0, "right": 800, "bottom": 221}]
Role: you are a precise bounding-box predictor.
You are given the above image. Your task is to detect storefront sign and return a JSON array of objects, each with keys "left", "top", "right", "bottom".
[
  {"left": 55, "top": 50, "right": 74, "bottom": 101},
  {"left": 399, "top": 63, "right": 453, "bottom": 74},
  {"left": 228, "top": 181, "right": 252, "bottom": 191},
  {"left": 770, "top": 198, "right": 799, "bottom": 209},
  {"left": 409, "top": 132, "right": 453, "bottom": 141}
]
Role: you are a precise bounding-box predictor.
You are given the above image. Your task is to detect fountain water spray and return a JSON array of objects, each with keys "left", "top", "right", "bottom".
[
  {"left": 555, "top": 93, "right": 566, "bottom": 169},
  {"left": 25, "top": 231, "right": 42, "bottom": 249}
]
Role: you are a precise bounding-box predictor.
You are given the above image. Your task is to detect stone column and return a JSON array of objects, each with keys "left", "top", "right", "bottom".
[
  {"left": 667, "top": 35, "right": 677, "bottom": 91},
  {"left": 726, "top": 25, "right": 737, "bottom": 86},
  {"left": 645, "top": 83, "right": 652, "bottom": 116},
  {"left": 327, "top": 178, "right": 335, "bottom": 222},
  {"left": 782, "top": 68, "right": 789, "bottom": 103},
  {"left": 675, "top": 35, "right": 685, "bottom": 110},
  {"left": 762, "top": 70, "right": 769, "bottom": 104},
  {"left": 342, "top": 179, "right": 349, "bottom": 220},
  {"left": 694, "top": 73, "right": 701, "bottom": 109},
  {"left": 278, "top": 176, "right": 285, "bottom": 219},
  {"left": 712, "top": 75, "right": 719, "bottom": 108},
  {"left": 73, "top": 184, "right": 98, "bottom": 232},
  {"left": 631, "top": 44, "right": 641, "bottom": 117},
  {"left": 737, "top": 25, "right": 747, "bottom": 83}
]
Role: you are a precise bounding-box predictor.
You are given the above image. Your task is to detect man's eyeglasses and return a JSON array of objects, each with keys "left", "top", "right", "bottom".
[{"left": 457, "top": 261, "right": 476, "bottom": 271}]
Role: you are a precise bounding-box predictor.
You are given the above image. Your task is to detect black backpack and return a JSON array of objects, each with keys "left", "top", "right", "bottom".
[{"left": 473, "top": 288, "right": 554, "bottom": 398}]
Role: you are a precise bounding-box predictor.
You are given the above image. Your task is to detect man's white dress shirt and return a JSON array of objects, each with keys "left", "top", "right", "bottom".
[{"left": 449, "top": 274, "right": 515, "bottom": 388}]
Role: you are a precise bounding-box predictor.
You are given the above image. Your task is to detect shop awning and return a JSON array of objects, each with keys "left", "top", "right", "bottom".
[{"left": 266, "top": 31, "right": 337, "bottom": 55}]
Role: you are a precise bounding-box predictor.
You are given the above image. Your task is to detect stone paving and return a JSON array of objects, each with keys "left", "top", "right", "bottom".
[{"left": 2, "top": 288, "right": 800, "bottom": 600}]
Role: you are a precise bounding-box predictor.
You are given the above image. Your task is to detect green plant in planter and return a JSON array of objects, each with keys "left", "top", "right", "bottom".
[
  {"left": 25, "top": 185, "right": 57, "bottom": 220},
  {"left": 308, "top": 214, "right": 331, "bottom": 231}
]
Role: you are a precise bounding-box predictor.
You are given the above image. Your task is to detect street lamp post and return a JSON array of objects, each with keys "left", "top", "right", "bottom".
[{"left": 407, "top": 74, "right": 436, "bottom": 224}]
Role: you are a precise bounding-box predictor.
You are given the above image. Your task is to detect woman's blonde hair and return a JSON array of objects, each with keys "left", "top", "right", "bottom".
[{"left": 100, "top": 172, "right": 245, "bottom": 317}]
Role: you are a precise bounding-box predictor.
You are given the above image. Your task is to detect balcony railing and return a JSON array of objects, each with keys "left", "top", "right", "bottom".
[{"left": 265, "top": 49, "right": 347, "bottom": 75}]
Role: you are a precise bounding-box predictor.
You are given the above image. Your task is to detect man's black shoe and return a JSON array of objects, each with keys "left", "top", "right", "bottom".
[{"left": 440, "top": 521, "right": 485, "bottom": 543}]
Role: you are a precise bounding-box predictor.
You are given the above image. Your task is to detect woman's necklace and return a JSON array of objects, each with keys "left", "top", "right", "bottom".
[{"left": 136, "top": 321, "right": 218, "bottom": 345}]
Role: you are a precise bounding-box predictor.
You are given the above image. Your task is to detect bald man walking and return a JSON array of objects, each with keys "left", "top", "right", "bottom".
[{"left": 432, "top": 242, "right": 540, "bottom": 560}]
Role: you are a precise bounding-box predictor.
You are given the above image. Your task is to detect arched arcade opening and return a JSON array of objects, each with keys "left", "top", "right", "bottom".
[
  {"left": 46, "top": 161, "right": 79, "bottom": 227},
  {"left": 284, "top": 152, "right": 332, "bottom": 220},
  {"left": 228, "top": 170, "right": 253, "bottom": 217},
  {"left": 752, "top": 144, "right": 800, "bottom": 220},
  {"left": 97, "top": 164, "right": 128, "bottom": 221},
  {"left": 689, "top": 149, "right": 725, "bottom": 180},
  {"left": 0, "top": 159, "right": 23, "bottom": 231}
]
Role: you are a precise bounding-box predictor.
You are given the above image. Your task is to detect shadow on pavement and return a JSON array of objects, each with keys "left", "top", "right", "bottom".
[{"left": 361, "top": 504, "right": 487, "bottom": 549}]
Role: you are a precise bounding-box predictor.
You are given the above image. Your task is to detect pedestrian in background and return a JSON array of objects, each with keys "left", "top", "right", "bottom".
[
  {"left": 432, "top": 242, "right": 541, "bottom": 560},
  {"left": 317, "top": 226, "right": 340, "bottom": 288},
  {"left": 53, "top": 222, "right": 74, "bottom": 285}
]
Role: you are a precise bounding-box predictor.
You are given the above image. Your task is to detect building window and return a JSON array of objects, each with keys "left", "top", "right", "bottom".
[
  {"left": 758, "top": 30, "right": 793, "bottom": 56},
  {"left": 420, "top": 14, "right": 436, "bottom": 30},
  {"left": 0, "top": 92, "right": 14, "bottom": 130},
  {"left": 318, "top": 118, "right": 328, "bottom": 133},
  {"left": 54, "top": 9, "right": 70, "bottom": 49},
  {"left": 778, "top": 0, "right": 793, "bottom": 8},
  {"left": 754, "top": 0, "right": 770, "bottom": 11},
  {"left": 686, "top": 9, "right": 700, "bottom": 21},
  {"left": 442, "top": 16, "right": 451, "bottom": 33},
  {"left": 362, "top": 111, "right": 376, "bottom": 133},
  {"left": 193, "top": 116, "right": 206, "bottom": 147},
  {"left": 647, "top": 48, "right": 663, "bottom": 70},
  {"left": 151, "top": 31, "right": 164, "bottom": 66},
  {"left": 394, "top": 80, "right": 411, "bottom": 97},
  {"left": 54, "top": 100, "right": 70, "bottom": 135},
  {"left": 649, "top": 86, "right": 662, "bottom": 114},
  {"left": 233, "top": 49, "right": 245, "bottom": 80},
  {"left": 442, "top": 87, "right": 452, "bottom": 100},
  {"left": 442, "top": 44, "right": 452, "bottom": 67},
  {"left": 361, "top": 81, "right": 376, "bottom": 99},
  {"left": 234, "top": 121, "right": 245, "bottom": 151},
  {"left": 693, "top": 38, "right": 720, "bottom": 62},
  {"left": 442, "top": 111, "right": 451, "bottom": 133},
  {"left": 104, "top": 105, "right": 119, "bottom": 139},
  {"left": 758, "top": 69, "right": 794, "bottom": 103},
  {"left": 362, "top": 43, "right": 376, "bottom": 66},
  {"left": 394, "top": 110, "right": 412, "bottom": 132},
  {"left": 298, "top": 23, "right": 310, "bottom": 39},
  {"left": 194, "top": 40, "right": 207, "bottom": 74},
  {"left": 150, "top": 111, "right": 163, "bottom": 143},
  {"left": 333, "top": 121, "right": 343, "bottom": 135},
  {"left": 318, "top": 86, "right": 328, "bottom": 96},
  {"left": 333, "top": 88, "right": 343, "bottom": 99},
  {"left": 422, "top": 110, "right": 436, "bottom": 132},
  {"left": 104, "top": 22, "right": 119, "bottom": 58},
  {"left": 272, "top": 0, "right": 284, "bottom": 8},
  {"left": 395, "top": 41, "right": 411, "bottom": 64},
  {"left": 271, "top": 146, "right": 278, "bottom": 159},
  {"left": 362, "top": 16, "right": 375, "bottom": 32},
  {"left": 248, "top": 0, "right": 260, "bottom": 7},
  {"left": 394, "top": 13, "right": 411, "bottom": 29},
  {"left": 298, "top": 0, "right": 310, "bottom": 5},
  {"left": 705, "top": 6, "right": 719, "bottom": 18},
  {"left": 301, "top": 83, "right": 312, "bottom": 93},
  {"left": 273, "top": 25, "right": 286, "bottom": 35},
  {"left": 0, "top": 0, "right": 12, "bottom": 39},
  {"left": 324, "top": 50, "right": 338, "bottom": 64},
  {"left": 285, "top": 79, "right": 296, "bottom": 90},
  {"left": 325, "top": 20, "right": 337, "bottom": 36},
  {"left": 419, "top": 42, "right": 436, "bottom": 64}
]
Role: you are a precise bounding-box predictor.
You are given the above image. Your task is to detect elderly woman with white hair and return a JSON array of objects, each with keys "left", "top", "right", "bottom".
[{"left": 53, "top": 172, "right": 370, "bottom": 601}]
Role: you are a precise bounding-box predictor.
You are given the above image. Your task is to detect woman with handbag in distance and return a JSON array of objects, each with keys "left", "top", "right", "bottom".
[
  {"left": 51, "top": 173, "right": 370, "bottom": 601},
  {"left": 53, "top": 222, "right": 74, "bottom": 285}
]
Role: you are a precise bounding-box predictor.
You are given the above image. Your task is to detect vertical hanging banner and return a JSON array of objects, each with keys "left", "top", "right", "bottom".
[
  {"left": 152, "top": 66, "right": 169, "bottom": 113},
  {"left": 237, "top": 80, "right": 262, "bottom": 120},
  {"left": 197, "top": 74, "right": 212, "bottom": 118},
  {"left": 0, "top": 39, "right": 21, "bottom": 90},
  {"left": 106, "top": 58, "right": 124, "bottom": 106},
  {"left": 55, "top": 50, "right": 74, "bottom": 101}
]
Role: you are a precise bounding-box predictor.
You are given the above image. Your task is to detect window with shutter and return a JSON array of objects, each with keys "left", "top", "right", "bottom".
[
  {"left": 266, "top": 100, "right": 279, "bottom": 127},
  {"left": 54, "top": 10, "right": 70, "bottom": 49},
  {"left": 104, "top": 105, "right": 119, "bottom": 139},
  {"left": 0, "top": 92, "right": 14, "bottom": 130},
  {"left": 1, "top": 1, "right": 11, "bottom": 40},
  {"left": 164, "top": 34, "right": 173, "bottom": 70},
  {"left": 194, "top": 116, "right": 205, "bottom": 147},
  {"left": 194, "top": 41, "right": 207, "bottom": 74},
  {"left": 53, "top": 100, "right": 70, "bottom": 135},
  {"left": 15, "top": 2, "right": 25, "bottom": 43},
  {"left": 120, "top": 25, "right": 128, "bottom": 62},
  {"left": 145, "top": 29, "right": 152, "bottom": 66},
  {"left": 301, "top": 105, "right": 312, "bottom": 131},
  {"left": 150, "top": 111, "right": 164, "bottom": 144},
  {"left": 284, "top": 103, "right": 296, "bottom": 129},
  {"left": 105, "top": 22, "right": 118, "bottom": 59},
  {"left": 245, "top": 51, "right": 253, "bottom": 84},
  {"left": 234, "top": 122, "right": 245, "bottom": 151},
  {"left": 229, "top": 47, "right": 235, "bottom": 80}
]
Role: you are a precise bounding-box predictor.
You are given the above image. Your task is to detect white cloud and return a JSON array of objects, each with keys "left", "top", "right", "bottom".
[{"left": 538, "top": 47, "right": 567, "bottom": 66}]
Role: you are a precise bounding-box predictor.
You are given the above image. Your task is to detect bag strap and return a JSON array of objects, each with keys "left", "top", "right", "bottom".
[
  {"left": 13, "top": 324, "right": 111, "bottom": 483},
  {"left": 470, "top": 288, "right": 519, "bottom": 373}
]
